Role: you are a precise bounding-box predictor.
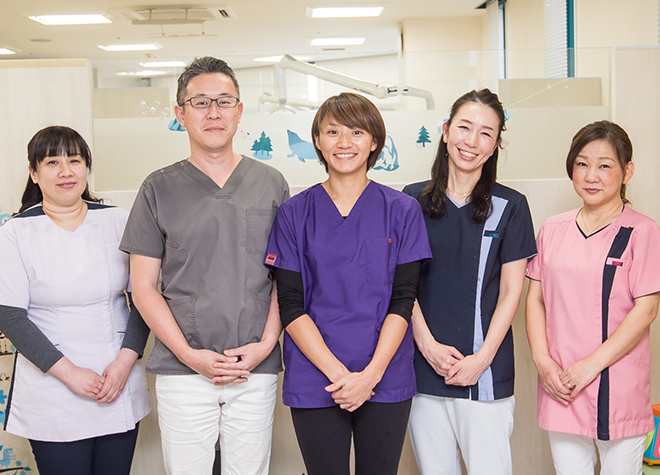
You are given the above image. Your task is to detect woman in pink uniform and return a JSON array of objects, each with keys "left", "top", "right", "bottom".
[{"left": 526, "top": 120, "right": 660, "bottom": 475}]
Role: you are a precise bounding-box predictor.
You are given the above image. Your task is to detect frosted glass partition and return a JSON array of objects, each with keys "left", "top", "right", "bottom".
[{"left": 90, "top": 48, "right": 612, "bottom": 192}]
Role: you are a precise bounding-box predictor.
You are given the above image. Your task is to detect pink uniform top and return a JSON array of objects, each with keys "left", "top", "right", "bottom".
[{"left": 527, "top": 206, "right": 660, "bottom": 441}]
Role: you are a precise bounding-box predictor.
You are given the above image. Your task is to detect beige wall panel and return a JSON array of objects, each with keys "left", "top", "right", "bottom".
[
  {"left": 614, "top": 48, "right": 660, "bottom": 413},
  {"left": 614, "top": 48, "right": 660, "bottom": 221},
  {"left": 576, "top": 0, "right": 658, "bottom": 48},
  {"left": 505, "top": 0, "right": 545, "bottom": 78},
  {"left": 498, "top": 77, "right": 602, "bottom": 108},
  {"left": 497, "top": 105, "right": 609, "bottom": 181}
]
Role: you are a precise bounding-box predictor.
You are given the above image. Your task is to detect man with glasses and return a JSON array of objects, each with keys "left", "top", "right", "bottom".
[{"left": 120, "top": 57, "right": 289, "bottom": 475}]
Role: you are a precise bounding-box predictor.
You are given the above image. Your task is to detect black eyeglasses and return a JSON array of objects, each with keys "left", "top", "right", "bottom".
[{"left": 180, "top": 96, "right": 240, "bottom": 109}]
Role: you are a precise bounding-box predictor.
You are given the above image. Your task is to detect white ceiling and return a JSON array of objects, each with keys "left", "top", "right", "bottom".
[{"left": 1, "top": 0, "right": 484, "bottom": 72}]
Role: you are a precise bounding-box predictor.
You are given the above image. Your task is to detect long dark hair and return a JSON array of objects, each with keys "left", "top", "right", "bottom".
[
  {"left": 19, "top": 126, "right": 101, "bottom": 213},
  {"left": 419, "top": 89, "right": 506, "bottom": 222},
  {"left": 565, "top": 120, "right": 633, "bottom": 204}
]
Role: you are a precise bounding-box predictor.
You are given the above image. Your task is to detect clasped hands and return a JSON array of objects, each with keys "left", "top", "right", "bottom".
[
  {"left": 423, "top": 341, "right": 489, "bottom": 387},
  {"left": 184, "top": 340, "right": 272, "bottom": 386},
  {"left": 59, "top": 348, "right": 137, "bottom": 404},
  {"left": 535, "top": 355, "right": 600, "bottom": 406},
  {"left": 325, "top": 367, "right": 379, "bottom": 413}
]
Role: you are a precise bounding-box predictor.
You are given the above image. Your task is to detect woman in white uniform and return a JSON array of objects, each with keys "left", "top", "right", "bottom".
[{"left": 0, "top": 126, "right": 151, "bottom": 475}]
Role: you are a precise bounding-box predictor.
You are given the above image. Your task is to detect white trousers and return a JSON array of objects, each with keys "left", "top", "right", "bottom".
[
  {"left": 548, "top": 431, "right": 646, "bottom": 475},
  {"left": 156, "top": 373, "right": 278, "bottom": 475},
  {"left": 408, "top": 394, "right": 515, "bottom": 475}
]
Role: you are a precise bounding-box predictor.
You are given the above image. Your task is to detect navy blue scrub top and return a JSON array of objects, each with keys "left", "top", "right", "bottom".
[{"left": 403, "top": 181, "right": 536, "bottom": 401}]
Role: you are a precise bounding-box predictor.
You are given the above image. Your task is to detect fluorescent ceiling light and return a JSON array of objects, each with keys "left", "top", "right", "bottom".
[
  {"left": 28, "top": 14, "right": 111, "bottom": 25},
  {"left": 99, "top": 43, "right": 160, "bottom": 52},
  {"left": 254, "top": 55, "right": 311, "bottom": 63},
  {"left": 0, "top": 46, "right": 19, "bottom": 55},
  {"left": 139, "top": 61, "right": 186, "bottom": 68},
  {"left": 117, "top": 70, "right": 167, "bottom": 77},
  {"left": 310, "top": 37, "right": 366, "bottom": 46},
  {"left": 307, "top": 6, "right": 384, "bottom": 18}
]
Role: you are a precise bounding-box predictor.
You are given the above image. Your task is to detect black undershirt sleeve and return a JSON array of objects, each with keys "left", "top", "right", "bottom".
[
  {"left": 0, "top": 304, "right": 64, "bottom": 373},
  {"left": 275, "top": 260, "right": 422, "bottom": 328},
  {"left": 387, "top": 260, "right": 421, "bottom": 322},
  {"left": 121, "top": 292, "right": 151, "bottom": 358},
  {"left": 275, "top": 268, "right": 306, "bottom": 329}
]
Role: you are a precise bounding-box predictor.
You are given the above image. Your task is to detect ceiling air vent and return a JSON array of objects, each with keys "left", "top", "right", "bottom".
[{"left": 111, "top": 5, "right": 237, "bottom": 25}]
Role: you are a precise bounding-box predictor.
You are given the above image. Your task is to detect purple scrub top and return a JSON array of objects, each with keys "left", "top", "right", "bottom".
[{"left": 265, "top": 182, "right": 432, "bottom": 408}]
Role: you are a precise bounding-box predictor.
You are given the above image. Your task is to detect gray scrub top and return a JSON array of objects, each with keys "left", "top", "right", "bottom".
[{"left": 120, "top": 156, "right": 290, "bottom": 374}]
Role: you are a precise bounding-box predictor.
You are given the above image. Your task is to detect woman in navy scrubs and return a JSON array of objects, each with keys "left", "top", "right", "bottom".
[
  {"left": 265, "top": 92, "right": 431, "bottom": 475},
  {"left": 404, "top": 89, "right": 536, "bottom": 475}
]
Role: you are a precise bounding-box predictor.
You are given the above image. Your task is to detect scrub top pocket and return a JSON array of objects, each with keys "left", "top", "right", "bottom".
[
  {"left": 246, "top": 208, "right": 276, "bottom": 255},
  {"left": 362, "top": 237, "right": 395, "bottom": 285}
]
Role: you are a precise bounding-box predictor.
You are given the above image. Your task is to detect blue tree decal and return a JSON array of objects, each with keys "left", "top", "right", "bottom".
[
  {"left": 416, "top": 126, "right": 431, "bottom": 149},
  {"left": 251, "top": 132, "right": 273, "bottom": 160}
]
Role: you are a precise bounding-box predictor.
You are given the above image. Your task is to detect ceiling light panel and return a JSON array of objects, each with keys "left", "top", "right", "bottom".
[
  {"left": 254, "top": 55, "right": 311, "bottom": 63},
  {"left": 98, "top": 44, "right": 161, "bottom": 52},
  {"left": 139, "top": 61, "right": 186, "bottom": 67},
  {"left": 310, "top": 37, "right": 366, "bottom": 46},
  {"left": 0, "top": 47, "right": 18, "bottom": 55},
  {"left": 307, "top": 6, "right": 384, "bottom": 18},
  {"left": 27, "top": 14, "right": 112, "bottom": 25},
  {"left": 117, "top": 70, "right": 167, "bottom": 76}
]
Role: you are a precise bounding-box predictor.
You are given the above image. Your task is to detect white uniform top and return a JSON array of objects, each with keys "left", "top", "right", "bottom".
[{"left": 0, "top": 202, "right": 151, "bottom": 442}]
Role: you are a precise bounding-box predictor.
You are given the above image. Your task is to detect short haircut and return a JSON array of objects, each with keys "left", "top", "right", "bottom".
[
  {"left": 176, "top": 56, "right": 240, "bottom": 106},
  {"left": 565, "top": 120, "right": 633, "bottom": 204},
  {"left": 311, "top": 92, "right": 386, "bottom": 172}
]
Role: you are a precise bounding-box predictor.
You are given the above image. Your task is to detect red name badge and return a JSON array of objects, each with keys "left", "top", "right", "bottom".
[
  {"left": 265, "top": 253, "right": 277, "bottom": 265},
  {"left": 606, "top": 257, "right": 624, "bottom": 267}
]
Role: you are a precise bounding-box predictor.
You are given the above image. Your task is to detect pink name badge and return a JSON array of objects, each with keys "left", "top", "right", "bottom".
[{"left": 265, "top": 253, "right": 277, "bottom": 265}]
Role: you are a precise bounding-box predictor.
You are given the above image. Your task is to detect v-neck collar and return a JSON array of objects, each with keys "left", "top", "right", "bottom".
[
  {"left": 317, "top": 180, "right": 374, "bottom": 227},
  {"left": 575, "top": 205, "right": 627, "bottom": 240},
  {"left": 447, "top": 194, "right": 470, "bottom": 209},
  {"left": 182, "top": 155, "right": 252, "bottom": 199}
]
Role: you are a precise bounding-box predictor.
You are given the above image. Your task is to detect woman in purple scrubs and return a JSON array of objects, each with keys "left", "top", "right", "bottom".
[{"left": 265, "top": 92, "right": 432, "bottom": 475}]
